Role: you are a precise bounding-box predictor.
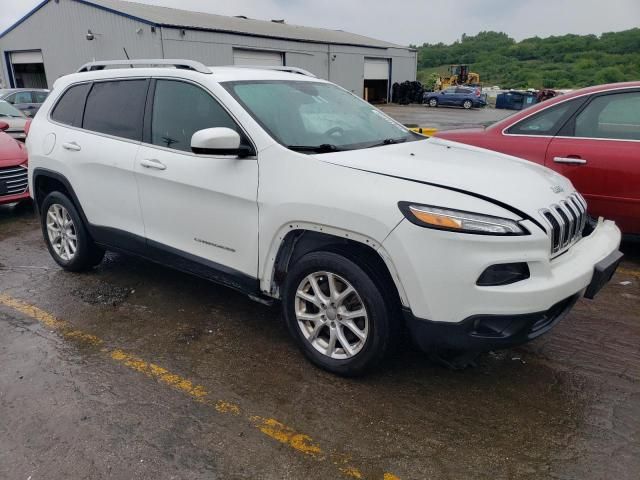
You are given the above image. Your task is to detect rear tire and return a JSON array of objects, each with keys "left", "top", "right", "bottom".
[
  {"left": 282, "top": 250, "right": 399, "bottom": 376},
  {"left": 41, "top": 191, "right": 105, "bottom": 272},
  {"left": 463, "top": 99, "right": 473, "bottom": 109}
]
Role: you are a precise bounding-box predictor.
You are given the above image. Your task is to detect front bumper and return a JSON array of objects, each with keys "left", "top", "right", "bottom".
[
  {"left": 0, "top": 189, "right": 30, "bottom": 205},
  {"left": 383, "top": 217, "right": 622, "bottom": 323},
  {"left": 405, "top": 294, "right": 580, "bottom": 353}
]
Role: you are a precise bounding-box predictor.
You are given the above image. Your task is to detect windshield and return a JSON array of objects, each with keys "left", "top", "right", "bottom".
[
  {"left": 0, "top": 101, "right": 24, "bottom": 118},
  {"left": 224, "top": 80, "right": 421, "bottom": 153}
]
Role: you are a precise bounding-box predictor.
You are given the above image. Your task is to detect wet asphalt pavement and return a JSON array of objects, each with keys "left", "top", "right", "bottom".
[
  {"left": 1, "top": 103, "right": 639, "bottom": 479},
  {"left": 1, "top": 203, "right": 639, "bottom": 480},
  {"left": 379, "top": 104, "right": 514, "bottom": 130}
]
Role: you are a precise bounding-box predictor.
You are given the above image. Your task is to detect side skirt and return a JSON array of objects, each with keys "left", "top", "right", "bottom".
[{"left": 88, "top": 225, "right": 271, "bottom": 303}]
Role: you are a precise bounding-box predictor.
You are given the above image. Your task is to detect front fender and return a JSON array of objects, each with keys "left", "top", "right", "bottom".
[{"left": 259, "top": 221, "right": 410, "bottom": 307}]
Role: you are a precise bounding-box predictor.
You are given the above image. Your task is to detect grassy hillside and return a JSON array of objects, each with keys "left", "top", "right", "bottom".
[{"left": 414, "top": 29, "right": 640, "bottom": 89}]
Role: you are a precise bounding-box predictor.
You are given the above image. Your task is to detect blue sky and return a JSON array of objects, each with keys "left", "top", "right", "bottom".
[{"left": 1, "top": 0, "right": 639, "bottom": 45}]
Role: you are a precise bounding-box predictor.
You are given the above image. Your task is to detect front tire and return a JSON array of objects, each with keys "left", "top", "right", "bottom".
[
  {"left": 282, "top": 250, "right": 398, "bottom": 376},
  {"left": 428, "top": 98, "right": 438, "bottom": 108},
  {"left": 41, "top": 191, "right": 105, "bottom": 272}
]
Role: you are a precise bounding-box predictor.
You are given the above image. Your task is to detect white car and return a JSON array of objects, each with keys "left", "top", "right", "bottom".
[
  {"left": 0, "top": 100, "right": 29, "bottom": 141},
  {"left": 27, "top": 60, "right": 622, "bottom": 375}
]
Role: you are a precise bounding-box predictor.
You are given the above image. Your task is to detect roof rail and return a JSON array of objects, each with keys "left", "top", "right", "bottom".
[
  {"left": 77, "top": 59, "right": 211, "bottom": 74},
  {"left": 229, "top": 65, "right": 316, "bottom": 78}
]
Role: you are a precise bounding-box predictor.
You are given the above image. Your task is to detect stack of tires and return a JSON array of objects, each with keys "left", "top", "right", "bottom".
[{"left": 392, "top": 81, "right": 425, "bottom": 105}]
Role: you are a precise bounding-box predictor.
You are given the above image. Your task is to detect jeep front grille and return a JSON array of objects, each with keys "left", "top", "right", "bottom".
[
  {"left": 540, "top": 193, "right": 587, "bottom": 255},
  {"left": 0, "top": 165, "right": 28, "bottom": 197}
]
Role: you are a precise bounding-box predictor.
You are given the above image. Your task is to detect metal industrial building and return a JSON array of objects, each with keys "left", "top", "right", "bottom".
[{"left": 0, "top": 0, "right": 417, "bottom": 102}]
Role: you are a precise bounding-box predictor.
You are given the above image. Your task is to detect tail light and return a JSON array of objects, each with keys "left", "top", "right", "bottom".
[
  {"left": 475, "top": 88, "right": 481, "bottom": 97},
  {"left": 24, "top": 119, "right": 32, "bottom": 136}
]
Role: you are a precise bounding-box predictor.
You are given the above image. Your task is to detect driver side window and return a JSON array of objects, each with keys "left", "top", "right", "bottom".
[{"left": 574, "top": 92, "right": 640, "bottom": 141}]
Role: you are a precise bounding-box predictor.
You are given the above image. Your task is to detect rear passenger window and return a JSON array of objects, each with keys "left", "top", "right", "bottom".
[
  {"left": 151, "top": 80, "right": 240, "bottom": 152},
  {"left": 83, "top": 80, "right": 148, "bottom": 141},
  {"left": 507, "top": 99, "right": 578, "bottom": 136},
  {"left": 51, "top": 83, "right": 92, "bottom": 127}
]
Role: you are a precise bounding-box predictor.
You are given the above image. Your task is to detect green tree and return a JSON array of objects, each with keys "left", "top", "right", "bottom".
[
  {"left": 595, "top": 66, "right": 625, "bottom": 84},
  {"left": 416, "top": 28, "right": 640, "bottom": 89}
]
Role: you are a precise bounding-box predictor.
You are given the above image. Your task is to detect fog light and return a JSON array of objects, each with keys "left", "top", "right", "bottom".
[{"left": 477, "top": 263, "right": 530, "bottom": 286}]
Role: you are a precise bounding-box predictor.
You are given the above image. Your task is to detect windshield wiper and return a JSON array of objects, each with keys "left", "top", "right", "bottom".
[
  {"left": 368, "top": 137, "right": 409, "bottom": 148},
  {"left": 287, "top": 144, "right": 343, "bottom": 154}
]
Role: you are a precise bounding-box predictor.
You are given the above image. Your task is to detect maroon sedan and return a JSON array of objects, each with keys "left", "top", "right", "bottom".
[
  {"left": 0, "top": 121, "right": 29, "bottom": 206},
  {"left": 436, "top": 82, "right": 640, "bottom": 236}
]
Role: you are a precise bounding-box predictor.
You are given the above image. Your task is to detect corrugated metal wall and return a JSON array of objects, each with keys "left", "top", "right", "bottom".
[
  {"left": 0, "top": 0, "right": 163, "bottom": 88},
  {"left": 0, "top": 0, "right": 416, "bottom": 96}
]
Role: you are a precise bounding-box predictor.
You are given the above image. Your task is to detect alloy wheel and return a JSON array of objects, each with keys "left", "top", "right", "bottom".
[
  {"left": 46, "top": 203, "right": 78, "bottom": 261},
  {"left": 295, "top": 271, "right": 369, "bottom": 360}
]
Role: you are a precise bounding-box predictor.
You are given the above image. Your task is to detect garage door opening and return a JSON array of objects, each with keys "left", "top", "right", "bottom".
[
  {"left": 364, "top": 58, "right": 390, "bottom": 104},
  {"left": 233, "top": 49, "right": 283, "bottom": 67},
  {"left": 7, "top": 50, "right": 47, "bottom": 88}
]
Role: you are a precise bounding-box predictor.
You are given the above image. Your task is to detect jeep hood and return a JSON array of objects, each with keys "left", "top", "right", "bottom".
[{"left": 317, "top": 137, "right": 574, "bottom": 218}]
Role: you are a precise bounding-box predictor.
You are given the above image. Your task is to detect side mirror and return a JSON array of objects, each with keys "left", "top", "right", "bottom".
[
  {"left": 0, "top": 121, "right": 8, "bottom": 132},
  {"left": 191, "top": 127, "right": 253, "bottom": 157}
]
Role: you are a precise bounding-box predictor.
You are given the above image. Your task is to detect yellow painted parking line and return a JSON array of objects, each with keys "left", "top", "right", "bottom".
[
  {"left": 617, "top": 267, "right": 640, "bottom": 279},
  {"left": 215, "top": 400, "right": 241, "bottom": 415},
  {"left": 110, "top": 349, "right": 209, "bottom": 399},
  {"left": 0, "top": 294, "right": 103, "bottom": 345},
  {"left": 0, "top": 294, "right": 400, "bottom": 480},
  {"left": 250, "top": 416, "right": 324, "bottom": 458}
]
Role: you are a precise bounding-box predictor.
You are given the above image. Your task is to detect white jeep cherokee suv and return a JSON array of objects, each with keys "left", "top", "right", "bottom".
[{"left": 28, "top": 60, "right": 622, "bottom": 375}]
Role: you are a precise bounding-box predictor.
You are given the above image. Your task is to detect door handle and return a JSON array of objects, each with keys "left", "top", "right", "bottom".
[
  {"left": 553, "top": 156, "right": 587, "bottom": 165},
  {"left": 62, "top": 142, "right": 81, "bottom": 152},
  {"left": 140, "top": 158, "right": 167, "bottom": 170}
]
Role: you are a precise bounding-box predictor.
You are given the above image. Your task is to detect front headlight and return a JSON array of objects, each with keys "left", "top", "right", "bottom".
[{"left": 399, "top": 202, "right": 528, "bottom": 235}]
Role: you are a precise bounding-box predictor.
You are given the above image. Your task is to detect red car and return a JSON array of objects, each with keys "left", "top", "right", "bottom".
[
  {"left": 0, "top": 121, "right": 29, "bottom": 205},
  {"left": 436, "top": 82, "right": 640, "bottom": 236}
]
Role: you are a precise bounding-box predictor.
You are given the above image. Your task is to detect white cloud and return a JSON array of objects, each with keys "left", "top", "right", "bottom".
[{"left": 1, "top": 0, "right": 639, "bottom": 45}]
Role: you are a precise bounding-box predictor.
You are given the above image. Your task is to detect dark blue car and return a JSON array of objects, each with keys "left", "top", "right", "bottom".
[{"left": 423, "top": 86, "right": 486, "bottom": 109}]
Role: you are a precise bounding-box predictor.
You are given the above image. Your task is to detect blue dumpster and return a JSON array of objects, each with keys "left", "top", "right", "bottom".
[{"left": 496, "top": 91, "right": 538, "bottom": 110}]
